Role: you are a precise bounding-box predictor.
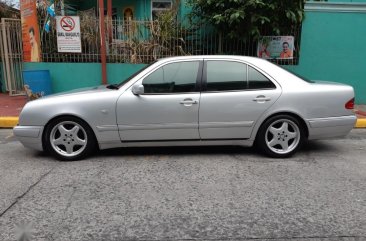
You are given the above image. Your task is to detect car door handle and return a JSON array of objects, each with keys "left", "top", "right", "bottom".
[
  {"left": 253, "top": 96, "right": 271, "bottom": 102},
  {"left": 180, "top": 99, "right": 198, "bottom": 106}
]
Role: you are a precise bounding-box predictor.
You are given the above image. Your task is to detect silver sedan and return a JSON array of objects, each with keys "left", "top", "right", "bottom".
[{"left": 14, "top": 56, "right": 357, "bottom": 160}]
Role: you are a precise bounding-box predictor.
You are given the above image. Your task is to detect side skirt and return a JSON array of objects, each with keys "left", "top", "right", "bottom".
[{"left": 98, "top": 139, "right": 254, "bottom": 150}]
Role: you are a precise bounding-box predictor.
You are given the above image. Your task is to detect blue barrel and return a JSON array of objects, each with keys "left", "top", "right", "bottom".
[{"left": 23, "top": 70, "right": 52, "bottom": 96}]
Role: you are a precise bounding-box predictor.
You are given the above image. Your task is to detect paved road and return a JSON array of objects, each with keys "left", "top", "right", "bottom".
[{"left": 0, "top": 129, "right": 365, "bottom": 241}]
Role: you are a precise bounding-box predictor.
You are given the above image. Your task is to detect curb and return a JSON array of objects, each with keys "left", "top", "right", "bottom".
[
  {"left": 1, "top": 116, "right": 366, "bottom": 129},
  {"left": 0, "top": 117, "right": 18, "bottom": 128},
  {"left": 355, "top": 118, "right": 366, "bottom": 128}
]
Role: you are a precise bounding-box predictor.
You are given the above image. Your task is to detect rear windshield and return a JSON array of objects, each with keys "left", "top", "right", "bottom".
[{"left": 278, "top": 65, "right": 315, "bottom": 83}]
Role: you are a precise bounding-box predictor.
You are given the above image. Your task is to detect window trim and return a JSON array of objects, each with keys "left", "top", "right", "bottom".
[
  {"left": 151, "top": 0, "right": 173, "bottom": 20},
  {"left": 140, "top": 60, "right": 203, "bottom": 95},
  {"left": 202, "top": 59, "right": 277, "bottom": 93}
]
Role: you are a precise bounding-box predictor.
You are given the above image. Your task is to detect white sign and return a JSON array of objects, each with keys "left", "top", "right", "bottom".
[{"left": 56, "top": 16, "right": 81, "bottom": 53}]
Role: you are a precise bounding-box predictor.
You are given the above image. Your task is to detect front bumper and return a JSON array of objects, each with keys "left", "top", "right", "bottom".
[
  {"left": 307, "top": 115, "right": 357, "bottom": 140},
  {"left": 13, "top": 126, "right": 44, "bottom": 151}
]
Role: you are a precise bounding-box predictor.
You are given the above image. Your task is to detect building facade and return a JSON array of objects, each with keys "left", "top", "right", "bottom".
[
  {"left": 69, "top": 0, "right": 190, "bottom": 21},
  {"left": 288, "top": 0, "right": 366, "bottom": 103}
]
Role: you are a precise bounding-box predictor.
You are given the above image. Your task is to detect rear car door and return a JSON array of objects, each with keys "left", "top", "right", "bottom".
[
  {"left": 199, "top": 59, "right": 282, "bottom": 140},
  {"left": 116, "top": 60, "right": 203, "bottom": 141}
]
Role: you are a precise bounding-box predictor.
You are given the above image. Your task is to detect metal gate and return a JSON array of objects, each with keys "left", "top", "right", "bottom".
[{"left": 0, "top": 18, "right": 24, "bottom": 96}]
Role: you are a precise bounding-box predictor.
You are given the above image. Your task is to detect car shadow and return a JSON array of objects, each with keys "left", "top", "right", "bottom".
[
  {"left": 300, "top": 140, "right": 340, "bottom": 152},
  {"left": 97, "top": 145, "right": 255, "bottom": 157},
  {"left": 96, "top": 140, "right": 339, "bottom": 159},
  {"left": 25, "top": 140, "right": 342, "bottom": 162}
]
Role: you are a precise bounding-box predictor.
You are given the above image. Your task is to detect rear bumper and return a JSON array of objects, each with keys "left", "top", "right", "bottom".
[
  {"left": 307, "top": 115, "right": 357, "bottom": 140},
  {"left": 13, "top": 126, "right": 44, "bottom": 151}
]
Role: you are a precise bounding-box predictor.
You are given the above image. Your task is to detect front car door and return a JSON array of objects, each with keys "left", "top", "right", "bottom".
[
  {"left": 199, "top": 59, "right": 282, "bottom": 140},
  {"left": 116, "top": 59, "right": 203, "bottom": 141}
]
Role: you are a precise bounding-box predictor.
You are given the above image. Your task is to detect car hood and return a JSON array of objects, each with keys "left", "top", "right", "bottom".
[
  {"left": 19, "top": 84, "right": 121, "bottom": 127},
  {"left": 41, "top": 85, "right": 113, "bottom": 99},
  {"left": 23, "top": 85, "right": 118, "bottom": 108}
]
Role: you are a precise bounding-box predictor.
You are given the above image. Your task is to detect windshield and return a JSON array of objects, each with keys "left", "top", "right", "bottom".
[{"left": 116, "top": 62, "right": 156, "bottom": 88}]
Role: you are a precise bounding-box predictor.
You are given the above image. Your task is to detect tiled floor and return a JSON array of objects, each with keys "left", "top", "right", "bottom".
[
  {"left": 0, "top": 93, "right": 27, "bottom": 117},
  {"left": 355, "top": 105, "right": 366, "bottom": 119}
]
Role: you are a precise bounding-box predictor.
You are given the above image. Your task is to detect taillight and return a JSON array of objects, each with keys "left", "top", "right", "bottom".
[{"left": 345, "top": 98, "right": 355, "bottom": 110}]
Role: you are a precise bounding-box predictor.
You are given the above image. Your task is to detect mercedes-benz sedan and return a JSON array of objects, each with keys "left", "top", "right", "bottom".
[{"left": 14, "top": 56, "right": 357, "bottom": 160}]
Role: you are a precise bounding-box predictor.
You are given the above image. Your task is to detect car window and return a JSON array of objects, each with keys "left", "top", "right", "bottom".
[
  {"left": 142, "top": 61, "right": 199, "bottom": 93},
  {"left": 248, "top": 66, "right": 276, "bottom": 89},
  {"left": 206, "top": 61, "right": 247, "bottom": 91}
]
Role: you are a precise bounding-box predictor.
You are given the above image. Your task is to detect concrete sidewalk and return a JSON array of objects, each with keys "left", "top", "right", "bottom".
[{"left": 0, "top": 93, "right": 365, "bottom": 128}]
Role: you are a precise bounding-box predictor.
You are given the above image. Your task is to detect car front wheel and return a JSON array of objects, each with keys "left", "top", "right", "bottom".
[
  {"left": 257, "top": 115, "right": 305, "bottom": 158},
  {"left": 44, "top": 117, "right": 96, "bottom": 161}
]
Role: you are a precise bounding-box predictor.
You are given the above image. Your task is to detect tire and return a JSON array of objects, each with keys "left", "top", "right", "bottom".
[
  {"left": 256, "top": 114, "right": 305, "bottom": 158},
  {"left": 43, "top": 116, "right": 97, "bottom": 161}
]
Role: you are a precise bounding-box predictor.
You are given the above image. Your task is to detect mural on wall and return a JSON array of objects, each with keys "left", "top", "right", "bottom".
[
  {"left": 20, "top": 0, "right": 42, "bottom": 62},
  {"left": 257, "top": 36, "right": 294, "bottom": 60}
]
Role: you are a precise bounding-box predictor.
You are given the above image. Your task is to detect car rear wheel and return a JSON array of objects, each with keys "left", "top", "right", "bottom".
[
  {"left": 257, "top": 115, "right": 305, "bottom": 158},
  {"left": 44, "top": 117, "right": 96, "bottom": 161}
]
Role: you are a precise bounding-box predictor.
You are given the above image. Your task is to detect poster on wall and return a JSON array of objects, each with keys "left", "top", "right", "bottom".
[
  {"left": 56, "top": 16, "right": 82, "bottom": 53},
  {"left": 257, "top": 36, "right": 294, "bottom": 60},
  {"left": 20, "top": 0, "right": 42, "bottom": 62}
]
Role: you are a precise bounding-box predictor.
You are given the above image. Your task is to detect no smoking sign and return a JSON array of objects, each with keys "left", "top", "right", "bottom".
[
  {"left": 56, "top": 16, "right": 81, "bottom": 53},
  {"left": 60, "top": 16, "right": 75, "bottom": 32}
]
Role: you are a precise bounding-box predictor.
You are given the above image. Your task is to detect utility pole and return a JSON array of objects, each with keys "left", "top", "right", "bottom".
[{"left": 98, "top": 0, "right": 107, "bottom": 85}]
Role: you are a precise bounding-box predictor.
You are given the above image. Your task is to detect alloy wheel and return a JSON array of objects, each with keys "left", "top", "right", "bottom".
[
  {"left": 50, "top": 121, "right": 88, "bottom": 157},
  {"left": 265, "top": 119, "right": 300, "bottom": 155}
]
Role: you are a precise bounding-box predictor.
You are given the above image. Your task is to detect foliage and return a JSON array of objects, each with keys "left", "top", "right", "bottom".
[
  {"left": 187, "top": 0, "right": 305, "bottom": 39},
  {"left": 37, "top": 0, "right": 77, "bottom": 19},
  {"left": 146, "top": 0, "right": 193, "bottom": 59},
  {"left": 115, "top": 0, "right": 193, "bottom": 63},
  {"left": 78, "top": 8, "right": 99, "bottom": 54}
]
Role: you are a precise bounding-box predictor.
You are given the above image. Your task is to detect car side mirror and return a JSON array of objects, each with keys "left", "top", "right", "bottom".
[{"left": 132, "top": 84, "right": 144, "bottom": 95}]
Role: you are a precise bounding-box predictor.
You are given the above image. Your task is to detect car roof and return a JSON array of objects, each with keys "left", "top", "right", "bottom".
[
  {"left": 158, "top": 55, "right": 274, "bottom": 68},
  {"left": 159, "top": 55, "right": 264, "bottom": 62}
]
